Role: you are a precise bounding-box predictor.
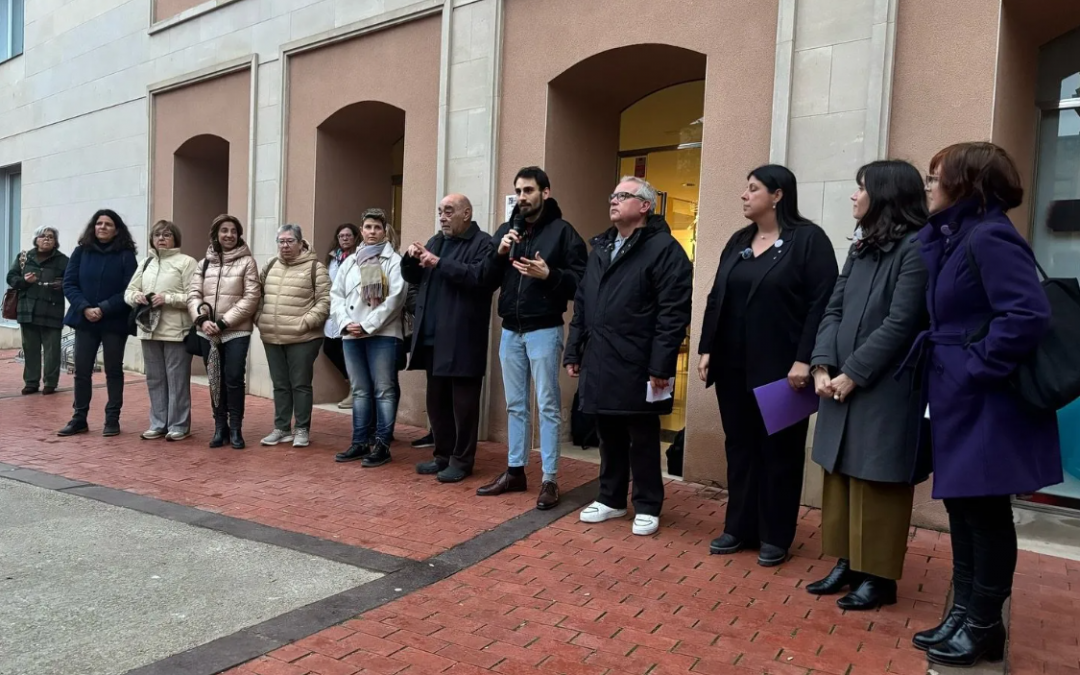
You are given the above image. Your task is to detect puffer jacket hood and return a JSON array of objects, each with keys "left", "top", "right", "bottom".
[
  {"left": 125, "top": 247, "right": 198, "bottom": 342},
  {"left": 256, "top": 244, "right": 331, "bottom": 345},
  {"left": 188, "top": 243, "right": 261, "bottom": 333}
]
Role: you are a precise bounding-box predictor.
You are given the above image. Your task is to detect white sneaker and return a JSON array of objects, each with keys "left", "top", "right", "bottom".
[
  {"left": 141, "top": 429, "right": 165, "bottom": 440},
  {"left": 165, "top": 431, "right": 190, "bottom": 442},
  {"left": 632, "top": 515, "right": 659, "bottom": 536},
  {"left": 261, "top": 429, "right": 294, "bottom": 446},
  {"left": 293, "top": 428, "right": 310, "bottom": 447},
  {"left": 337, "top": 395, "right": 352, "bottom": 409},
  {"left": 579, "top": 501, "right": 628, "bottom": 524}
]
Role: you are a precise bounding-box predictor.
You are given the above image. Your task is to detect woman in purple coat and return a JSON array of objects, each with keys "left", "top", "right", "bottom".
[{"left": 909, "top": 142, "right": 1062, "bottom": 668}]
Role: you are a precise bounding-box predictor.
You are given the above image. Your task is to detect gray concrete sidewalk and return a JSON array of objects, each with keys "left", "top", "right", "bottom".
[{"left": 0, "top": 480, "right": 380, "bottom": 675}]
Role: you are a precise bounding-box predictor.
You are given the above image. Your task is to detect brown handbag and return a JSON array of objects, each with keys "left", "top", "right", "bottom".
[{"left": 2, "top": 252, "right": 27, "bottom": 321}]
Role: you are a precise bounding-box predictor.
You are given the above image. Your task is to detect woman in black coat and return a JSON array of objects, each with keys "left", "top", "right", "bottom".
[
  {"left": 58, "top": 209, "right": 138, "bottom": 438},
  {"left": 806, "top": 160, "right": 930, "bottom": 610},
  {"left": 698, "top": 164, "right": 838, "bottom": 567}
]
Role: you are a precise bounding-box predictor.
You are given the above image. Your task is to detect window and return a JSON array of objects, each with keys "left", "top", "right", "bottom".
[
  {"left": 1, "top": 166, "right": 21, "bottom": 296},
  {"left": 0, "top": 0, "right": 24, "bottom": 62}
]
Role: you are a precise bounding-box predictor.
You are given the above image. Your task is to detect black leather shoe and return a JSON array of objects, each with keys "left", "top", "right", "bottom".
[
  {"left": 913, "top": 605, "right": 967, "bottom": 651},
  {"left": 710, "top": 533, "right": 757, "bottom": 555},
  {"left": 477, "top": 470, "right": 528, "bottom": 496},
  {"left": 102, "top": 421, "right": 121, "bottom": 437},
  {"left": 927, "top": 620, "right": 1006, "bottom": 667},
  {"left": 806, "top": 559, "right": 857, "bottom": 595},
  {"left": 437, "top": 466, "right": 470, "bottom": 483},
  {"left": 230, "top": 428, "right": 246, "bottom": 449},
  {"left": 416, "top": 459, "right": 448, "bottom": 475},
  {"left": 837, "top": 575, "right": 897, "bottom": 610},
  {"left": 336, "top": 443, "right": 370, "bottom": 463},
  {"left": 209, "top": 425, "right": 227, "bottom": 448},
  {"left": 361, "top": 440, "right": 392, "bottom": 468},
  {"left": 21, "top": 386, "right": 38, "bottom": 395},
  {"left": 758, "top": 543, "right": 789, "bottom": 567},
  {"left": 536, "top": 481, "right": 560, "bottom": 510},
  {"left": 43, "top": 386, "right": 57, "bottom": 395},
  {"left": 57, "top": 419, "right": 89, "bottom": 437}
]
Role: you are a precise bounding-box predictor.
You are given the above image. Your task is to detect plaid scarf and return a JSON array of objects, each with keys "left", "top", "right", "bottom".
[{"left": 356, "top": 242, "right": 388, "bottom": 307}]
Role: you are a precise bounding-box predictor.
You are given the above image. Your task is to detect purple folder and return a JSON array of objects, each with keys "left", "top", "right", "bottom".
[{"left": 753, "top": 378, "right": 820, "bottom": 435}]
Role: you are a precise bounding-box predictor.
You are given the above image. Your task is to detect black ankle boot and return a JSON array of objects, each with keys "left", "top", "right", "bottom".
[
  {"left": 913, "top": 605, "right": 967, "bottom": 651},
  {"left": 806, "top": 558, "right": 856, "bottom": 595},
  {"left": 836, "top": 575, "right": 897, "bottom": 610},
  {"left": 230, "top": 427, "right": 245, "bottom": 449},
  {"left": 927, "top": 619, "right": 1006, "bottom": 667},
  {"left": 361, "top": 440, "right": 392, "bottom": 468},
  {"left": 209, "top": 424, "right": 227, "bottom": 448}
]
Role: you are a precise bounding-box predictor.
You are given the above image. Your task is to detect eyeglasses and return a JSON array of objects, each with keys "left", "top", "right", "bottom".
[
  {"left": 276, "top": 238, "right": 298, "bottom": 246},
  {"left": 924, "top": 174, "right": 940, "bottom": 188},
  {"left": 609, "top": 191, "right": 644, "bottom": 204},
  {"left": 37, "top": 234, "right": 56, "bottom": 241},
  {"left": 154, "top": 232, "right": 174, "bottom": 239}
]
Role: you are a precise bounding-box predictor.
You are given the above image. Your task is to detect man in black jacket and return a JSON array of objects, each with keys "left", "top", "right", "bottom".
[
  {"left": 564, "top": 176, "right": 693, "bottom": 537},
  {"left": 475, "top": 167, "right": 587, "bottom": 510},
  {"left": 401, "top": 194, "right": 496, "bottom": 483}
]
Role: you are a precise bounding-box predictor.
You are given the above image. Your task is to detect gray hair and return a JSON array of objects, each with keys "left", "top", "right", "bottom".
[
  {"left": 277, "top": 223, "right": 303, "bottom": 242},
  {"left": 33, "top": 226, "right": 61, "bottom": 250},
  {"left": 619, "top": 176, "right": 658, "bottom": 215}
]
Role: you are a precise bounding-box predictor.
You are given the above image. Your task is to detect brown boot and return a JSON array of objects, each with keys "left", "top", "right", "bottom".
[{"left": 476, "top": 470, "right": 527, "bottom": 496}]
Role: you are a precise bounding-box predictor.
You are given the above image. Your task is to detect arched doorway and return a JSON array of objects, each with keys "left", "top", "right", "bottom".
[
  {"left": 172, "top": 134, "right": 229, "bottom": 259},
  {"left": 546, "top": 44, "right": 706, "bottom": 445},
  {"left": 314, "top": 101, "right": 406, "bottom": 252},
  {"left": 310, "top": 101, "right": 406, "bottom": 404}
]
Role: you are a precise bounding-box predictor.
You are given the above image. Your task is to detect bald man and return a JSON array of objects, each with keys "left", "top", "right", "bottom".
[{"left": 401, "top": 194, "right": 498, "bottom": 483}]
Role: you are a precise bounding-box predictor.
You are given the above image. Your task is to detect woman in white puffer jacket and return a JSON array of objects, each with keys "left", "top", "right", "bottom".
[{"left": 330, "top": 208, "right": 407, "bottom": 468}]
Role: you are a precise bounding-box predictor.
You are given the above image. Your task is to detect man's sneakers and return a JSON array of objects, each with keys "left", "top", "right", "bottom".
[
  {"left": 411, "top": 431, "right": 435, "bottom": 449},
  {"left": 579, "top": 502, "right": 659, "bottom": 536},
  {"left": 260, "top": 429, "right": 294, "bottom": 446}
]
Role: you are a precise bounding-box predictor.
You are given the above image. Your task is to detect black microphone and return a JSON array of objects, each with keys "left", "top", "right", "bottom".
[{"left": 508, "top": 210, "right": 526, "bottom": 259}]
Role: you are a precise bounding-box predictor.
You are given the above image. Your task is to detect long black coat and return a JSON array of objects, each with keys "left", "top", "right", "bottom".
[
  {"left": 402, "top": 222, "right": 496, "bottom": 378},
  {"left": 698, "top": 222, "right": 838, "bottom": 391},
  {"left": 810, "top": 235, "right": 931, "bottom": 484},
  {"left": 564, "top": 215, "right": 693, "bottom": 415}
]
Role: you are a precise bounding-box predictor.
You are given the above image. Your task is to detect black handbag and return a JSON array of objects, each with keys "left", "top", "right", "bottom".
[{"left": 966, "top": 236, "right": 1080, "bottom": 411}]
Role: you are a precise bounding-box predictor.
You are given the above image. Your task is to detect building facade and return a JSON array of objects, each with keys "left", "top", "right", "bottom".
[{"left": 2, "top": 0, "right": 1079, "bottom": 526}]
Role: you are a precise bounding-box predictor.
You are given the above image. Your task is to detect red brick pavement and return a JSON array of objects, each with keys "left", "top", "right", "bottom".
[
  {"left": 2, "top": 348, "right": 1078, "bottom": 674},
  {"left": 0, "top": 349, "right": 597, "bottom": 560}
]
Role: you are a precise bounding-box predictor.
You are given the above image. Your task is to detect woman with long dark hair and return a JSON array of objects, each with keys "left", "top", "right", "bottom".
[
  {"left": 6, "top": 226, "right": 68, "bottom": 395},
  {"left": 908, "top": 143, "right": 1061, "bottom": 667},
  {"left": 698, "top": 164, "right": 838, "bottom": 567},
  {"left": 805, "top": 160, "right": 929, "bottom": 610},
  {"left": 188, "top": 215, "right": 261, "bottom": 449},
  {"left": 324, "top": 222, "right": 360, "bottom": 408},
  {"left": 58, "top": 209, "right": 138, "bottom": 437}
]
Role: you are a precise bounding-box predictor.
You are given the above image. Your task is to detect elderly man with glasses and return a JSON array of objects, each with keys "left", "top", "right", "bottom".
[{"left": 564, "top": 177, "right": 693, "bottom": 537}]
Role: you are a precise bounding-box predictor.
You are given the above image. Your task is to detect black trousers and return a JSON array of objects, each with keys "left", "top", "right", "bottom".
[
  {"left": 422, "top": 348, "right": 482, "bottom": 473},
  {"left": 716, "top": 374, "right": 809, "bottom": 550},
  {"left": 322, "top": 336, "right": 349, "bottom": 381},
  {"left": 72, "top": 329, "right": 128, "bottom": 423},
  {"left": 596, "top": 414, "right": 664, "bottom": 517},
  {"left": 201, "top": 335, "right": 250, "bottom": 429},
  {"left": 944, "top": 495, "right": 1017, "bottom": 625}
]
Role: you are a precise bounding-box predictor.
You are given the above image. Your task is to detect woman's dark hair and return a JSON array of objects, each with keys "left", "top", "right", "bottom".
[
  {"left": 210, "top": 214, "right": 245, "bottom": 252},
  {"left": 930, "top": 141, "right": 1023, "bottom": 212},
  {"left": 327, "top": 223, "right": 360, "bottom": 261},
  {"left": 747, "top": 164, "right": 816, "bottom": 231},
  {"left": 854, "top": 160, "right": 929, "bottom": 248},
  {"left": 77, "top": 209, "right": 137, "bottom": 252}
]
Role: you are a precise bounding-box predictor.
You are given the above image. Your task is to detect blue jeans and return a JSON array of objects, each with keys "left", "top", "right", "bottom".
[
  {"left": 344, "top": 336, "right": 400, "bottom": 445},
  {"left": 500, "top": 327, "right": 563, "bottom": 482}
]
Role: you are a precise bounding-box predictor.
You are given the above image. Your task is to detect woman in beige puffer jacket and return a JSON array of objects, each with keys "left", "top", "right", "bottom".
[
  {"left": 256, "top": 224, "right": 331, "bottom": 448},
  {"left": 188, "top": 214, "right": 261, "bottom": 449},
  {"left": 125, "top": 220, "right": 198, "bottom": 441}
]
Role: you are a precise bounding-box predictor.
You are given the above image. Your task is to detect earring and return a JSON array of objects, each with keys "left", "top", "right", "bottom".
[{"left": 772, "top": 203, "right": 777, "bottom": 209}]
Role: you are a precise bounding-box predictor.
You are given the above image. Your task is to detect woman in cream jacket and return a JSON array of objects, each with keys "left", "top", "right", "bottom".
[
  {"left": 330, "top": 209, "right": 407, "bottom": 467},
  {"left": 256, "top": 224, "right": 331, "bottom": 449},
  {"left": 188, "top": 215, "right": 261, "bottom": 449},
  {"left": 126, "top": 220, "right": 198, "bottom": 441}
]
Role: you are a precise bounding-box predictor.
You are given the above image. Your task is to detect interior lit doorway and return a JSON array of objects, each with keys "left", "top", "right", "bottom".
[
  {"left": 617, "top": 80, "right": 704, "bottom": 440},
  {"left": 1024, "top": 26, "right": 1080, "bottom": 511}
]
